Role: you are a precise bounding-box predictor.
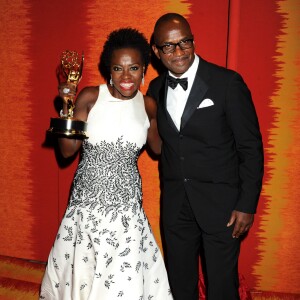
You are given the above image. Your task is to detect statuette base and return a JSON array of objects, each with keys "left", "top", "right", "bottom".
[{"left": 47, "top": 117, "right": 88, "bottom": 139}]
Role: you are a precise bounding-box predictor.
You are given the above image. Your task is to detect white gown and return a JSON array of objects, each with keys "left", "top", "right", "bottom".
[{"left": 40, "top": 84, "right": 172, "bottom": 300}]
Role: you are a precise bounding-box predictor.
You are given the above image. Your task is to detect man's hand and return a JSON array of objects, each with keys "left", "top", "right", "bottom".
[{"left": 227, "top": 210, "right": 254, "bottom": 238}]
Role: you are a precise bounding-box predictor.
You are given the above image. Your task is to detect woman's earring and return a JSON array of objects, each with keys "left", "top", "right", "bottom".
[
  {"left": 142, "top": 73, "right": 145, "bottom": 86},
  {"left": 110, "top": 76, "right": 113, "bottom": 86}
]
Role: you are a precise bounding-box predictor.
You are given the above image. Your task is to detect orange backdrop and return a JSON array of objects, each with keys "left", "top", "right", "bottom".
[{"left": 0, "top": 0, "right": 299, "bottom": 295}]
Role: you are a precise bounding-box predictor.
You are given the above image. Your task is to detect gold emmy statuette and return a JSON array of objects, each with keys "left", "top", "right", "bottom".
[{"left": 47, "top": 50, "right": 88, "bottom": 139}]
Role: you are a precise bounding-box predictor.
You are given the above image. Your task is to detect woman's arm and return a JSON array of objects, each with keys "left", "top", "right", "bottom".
[
  {"left": 144, "top": 95, "right": 161, "bottom": 155},
  {"left": 58, "top": 85, "right": 99, "bottom": 158}
]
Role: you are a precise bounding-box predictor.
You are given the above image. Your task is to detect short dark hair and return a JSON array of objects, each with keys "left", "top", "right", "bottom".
[
  {"left": 153, "top": 13, "right": 191, "bottom": 43},
  {"left": 99, "top": 28, "right": 150, "bottom": 81}
]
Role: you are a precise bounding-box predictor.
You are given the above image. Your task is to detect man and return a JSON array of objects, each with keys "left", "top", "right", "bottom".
[{"left": 147, "top": 13, "right": 264, "bottom": 300}]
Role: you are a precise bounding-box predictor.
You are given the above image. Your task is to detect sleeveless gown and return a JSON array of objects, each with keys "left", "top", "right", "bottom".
[{"left": 40, "top": 84, "right": 172, "bottom": 300}]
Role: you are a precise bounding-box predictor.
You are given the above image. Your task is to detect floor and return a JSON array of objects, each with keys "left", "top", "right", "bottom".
[{"left": 0, "top": 255, "right": 299, "bottom": 300}]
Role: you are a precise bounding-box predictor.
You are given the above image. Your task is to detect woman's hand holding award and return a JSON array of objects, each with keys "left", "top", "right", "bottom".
[{"left": 47, "top": 50, "right": 88, "bottom": 139}]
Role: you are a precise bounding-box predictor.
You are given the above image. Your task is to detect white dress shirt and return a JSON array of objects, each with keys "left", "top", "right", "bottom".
[{"left": 167, "top": 55, "right": 199, "bottom": 130}]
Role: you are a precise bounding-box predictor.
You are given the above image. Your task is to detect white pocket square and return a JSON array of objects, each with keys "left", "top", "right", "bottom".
[{"left": 197, "top": 98, "right": 214, "bottom": 109}]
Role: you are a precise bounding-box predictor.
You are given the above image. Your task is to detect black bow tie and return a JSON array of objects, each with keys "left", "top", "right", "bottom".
[{"left": 167, "top": 75, "right": 188, "bottom": 91}]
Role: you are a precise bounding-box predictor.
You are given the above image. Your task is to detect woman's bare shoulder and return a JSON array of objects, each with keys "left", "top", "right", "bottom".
[
  {"left": 79, "top": 85, "right": 99, "bottom": 98},
  {"left": 76, "top": 85, "right": 100, "bottom": 106},
  {"left": 143, "top": 94, "right": 157, "bottom": 118}
]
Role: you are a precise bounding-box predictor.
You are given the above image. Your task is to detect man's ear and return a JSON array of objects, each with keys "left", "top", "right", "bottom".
[{"left": 152, "top": 44, "right": 161, "bottom": 60}]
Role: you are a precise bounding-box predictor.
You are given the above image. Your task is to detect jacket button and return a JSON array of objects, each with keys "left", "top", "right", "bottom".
[
  {"left": 179, "top": 135, "right": 183, "bottom": 139},
  {"left": 180, "top": 156, "right": 184, "bottom": 161}
]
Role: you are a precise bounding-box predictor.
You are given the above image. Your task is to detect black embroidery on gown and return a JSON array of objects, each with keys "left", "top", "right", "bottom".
[{"left": 68, "top": 138, "right": 142, "bottom": 218}]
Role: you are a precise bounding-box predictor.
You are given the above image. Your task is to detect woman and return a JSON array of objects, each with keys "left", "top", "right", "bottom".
[{"left": 40, "top": 28, "right": 172, "bottom": 300}]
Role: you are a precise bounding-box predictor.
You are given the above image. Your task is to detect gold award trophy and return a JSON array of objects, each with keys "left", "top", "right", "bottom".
[{"left": 47, "top": 50, "right": 88, "bottom": 138}]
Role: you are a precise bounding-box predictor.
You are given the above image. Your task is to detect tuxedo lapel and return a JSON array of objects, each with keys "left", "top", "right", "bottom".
[{"left": 180, "top": 75, "right": 208, "bottom": 130}]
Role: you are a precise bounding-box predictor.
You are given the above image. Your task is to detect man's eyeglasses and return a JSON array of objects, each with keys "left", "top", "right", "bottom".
[{"left": 155, "top": 38, "right": 194, "bottom": 54}]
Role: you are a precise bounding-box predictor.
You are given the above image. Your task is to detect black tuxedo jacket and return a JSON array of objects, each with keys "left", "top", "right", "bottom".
[{"left": 148, "top": 57, "right": 264, "bottom": 233}]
